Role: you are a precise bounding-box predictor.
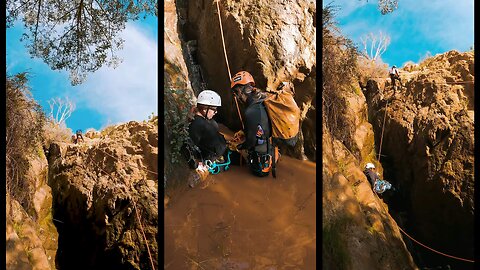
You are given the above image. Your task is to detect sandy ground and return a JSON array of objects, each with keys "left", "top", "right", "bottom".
[{"left": 164, "top": 125, "right": 316, "bottom": 269}]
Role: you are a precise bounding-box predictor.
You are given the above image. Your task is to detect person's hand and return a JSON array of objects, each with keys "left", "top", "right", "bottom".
[
  {"left": 232, "top": 130, "right": 245, "bottom": 143},
  {"left": 227, "top": 141, "right": 239, "bottom": 152}
]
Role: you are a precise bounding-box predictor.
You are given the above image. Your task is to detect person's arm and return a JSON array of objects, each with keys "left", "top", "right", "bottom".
[
  {"left": 237, "top": 109, "right": 257, "bottom": 150},
  {"left": 189, "top": 120, "right": 203, "bottom": 146}
]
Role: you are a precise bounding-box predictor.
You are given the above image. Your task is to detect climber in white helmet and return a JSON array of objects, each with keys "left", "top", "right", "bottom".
[
  {"left": 363, "top": 162, "right": 394, "bottom": 194},
  {"left": 364, "top": 163, "right": 379, "bottom": 187},
  {"left": 184, "top": 90, "right": 230, "bottom": 183},
  {"left": 389, "top": 65, "right": 401, "bottom": 95}
]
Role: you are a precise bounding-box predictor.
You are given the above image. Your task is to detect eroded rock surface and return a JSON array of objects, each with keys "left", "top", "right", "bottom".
[
  {"left": 364, "top": 50, "right": 474, "bottom": 261},
  {"left": 48, "top": 120, "right": 158, "bottom": 270},
  {"left": 323, "top": 115, "right": 417, "bottom": 270},
  {"left": 182, "top": 0, "right": 316, "bottom": 160},
  {"left": 6, "top": 150, "right": 58, "bottom": 270}
]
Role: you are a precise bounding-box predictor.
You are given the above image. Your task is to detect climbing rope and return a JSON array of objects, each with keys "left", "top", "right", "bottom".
[
  {"left": 84, "top": 152, "right": 157, "bottom": 270},
  {"left": 372, "top": 191, "right": 474, "bottom": 263},
  {"left": 52, "top": 140, "right": 157, "bottom": 269},
  {"left": 129, "top": 181, "right": 156, "bottom": 270},
  {"left": 215, "top": 0, "right": 245, "bottom": 130},
  {"left": 373, "top": 103, "right": 475, "bottom": 264},
  {"left": 377, "top": 100, "right": 389, "bottom": 162}
]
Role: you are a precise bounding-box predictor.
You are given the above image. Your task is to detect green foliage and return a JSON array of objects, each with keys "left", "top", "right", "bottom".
[
  {"left": 6, "top": 72, "right": 46, "bottom": 208},
  {"left": 6, "top": 0, "right": 158, "bottom": 85},
  {"left": 322, "top": 5, "right": 359, "bottom": 143},
  {"left": 164, "top": 86, "right": 193, "bottom": 164},
  {"left": 336, "top": 159, "right": 347, "bottom": 174},
  {"left": 323, "top": 216, "right": 352, "bottom": 270}
]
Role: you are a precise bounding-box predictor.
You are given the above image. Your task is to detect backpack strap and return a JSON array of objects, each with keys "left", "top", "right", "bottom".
[{"left": 270, "top": 138, "right": 276, "bottom": 178}]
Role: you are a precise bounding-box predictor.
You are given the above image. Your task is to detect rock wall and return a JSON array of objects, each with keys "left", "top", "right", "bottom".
[
  {"left": 47, "top": 120, "right": 158, "bottom": 270},
  {"left": 322, "top": 74, "right": 416, "bottom": 269},
  {"left": 323, "top": 125, "right": 417, "bottom": 270},
  {"left": 6, "top": 150, "right": 58, "bottom": 270},
  {"left": 364, "top": 50, "right": 474, "bottom": 261},
  {"left": 164, "top": 0, "right": 197, "bottom": 185},
  {"left": 182, "top": 0, "right": 316, "bottom": 160}
]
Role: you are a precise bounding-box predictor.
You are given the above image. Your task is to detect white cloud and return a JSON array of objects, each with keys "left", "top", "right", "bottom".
[
  {"left": 333, "top": 0, "right": 473, "bottom": 64},
  {"left": 74, "top": 22, "right": 158, "bottom": 125}
]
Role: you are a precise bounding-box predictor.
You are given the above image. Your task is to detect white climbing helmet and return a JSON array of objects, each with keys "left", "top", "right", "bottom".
[
  {"left": 197, "top": 90, "right": 222, "bottom": 107},
  {"left": 365, "top": 162, "right": 376, "bottom": 169}
]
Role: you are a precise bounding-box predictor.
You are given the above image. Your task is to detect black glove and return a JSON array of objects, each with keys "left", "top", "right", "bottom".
[{"left": 237, "top": 143, "right": 244, "bottom": 150}]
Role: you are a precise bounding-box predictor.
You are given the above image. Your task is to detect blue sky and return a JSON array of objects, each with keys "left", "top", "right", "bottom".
[
  {"left": 6, "top": 16, "right": 158, "bottom": 132},
  {"left": 324, "top": 0, "right": 474, "bottom": 67}
]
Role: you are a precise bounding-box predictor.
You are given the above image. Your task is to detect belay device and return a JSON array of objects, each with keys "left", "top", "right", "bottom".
[{"left": 205, "top": 150, "right": 232, "bottom": 174}]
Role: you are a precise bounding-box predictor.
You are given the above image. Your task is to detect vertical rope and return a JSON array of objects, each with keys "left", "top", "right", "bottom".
[
  {"left": 83, "top": 147, "right": 156, "bottom": 270},
  {"left": 372, "top": 95, "right": 474, "bottom": 264},
  {"left": 130, "top": 182, "right": 156, "bottom": 270},
  {"left": 216, "top": 0, "right": 231, "bottom": 80},
  {"left": 215, "top": 0, "right": 244, "bottom": 130},
  {"left": 377, "top": 100, "right": 389, "bottom": 162}
]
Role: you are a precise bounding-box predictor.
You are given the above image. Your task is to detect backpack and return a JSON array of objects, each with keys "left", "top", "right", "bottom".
[
  {"left": 373, "top": 179, "right": 392, "bottom": 194},
  {"left": 263, "top": 83, "right": 301, "bottom": 147}
]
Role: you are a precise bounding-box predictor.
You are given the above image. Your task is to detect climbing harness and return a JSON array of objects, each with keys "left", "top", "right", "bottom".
[
  {"left": 373, "top": 102, "right": 475, "bottom": 264},
  {"left": 215, "top": 0, "right": 244, "bottom": 130},
  {"left": 204, "top": 150, "right": 232, "bottom": 174}
]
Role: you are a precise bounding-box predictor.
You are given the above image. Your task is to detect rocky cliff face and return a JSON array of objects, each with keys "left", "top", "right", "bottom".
[
  {"left": 322, "top": 91, "right": 417, "bottom": 269},
  {"left": 6, "top": 150, "right": 58, "bottom": 270},
  {"left": 47, "top": 120, "right": 158, "bottom": 270},
  {"left": 364, "top": 50, "right": 474, "bottom": 262},
  {"left": 177, "top": 0, "right": 316, "bottom": 160}
]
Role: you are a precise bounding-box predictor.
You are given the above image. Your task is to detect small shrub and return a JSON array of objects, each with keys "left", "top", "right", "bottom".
[
  {"left": 164, "top": 86, "right": 194, "bottom": 164},
  {"left": 322, "top": 5, "right": 360, "bottom": 143},
  {"left": 43, "top": 121, "right": 73, "bottom": 145},
  {"left": 6, "top": 72, "right": 46, "bottom": 208},
  {"left": 357, "top": 56, "right": 388, "bottom": 84}
]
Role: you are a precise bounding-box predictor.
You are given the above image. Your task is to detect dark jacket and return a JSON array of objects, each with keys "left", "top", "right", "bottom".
[
  {"left": 188, "top": 115, "right": 227, "bottom": 161},
  {"left": 364, "top": 169, "right": 380, "bottom": 187},
  {"left": 238, "top": 99, "right": 271, "bottom": 154}
]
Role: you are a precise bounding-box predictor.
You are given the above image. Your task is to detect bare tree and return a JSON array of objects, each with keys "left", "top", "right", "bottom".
[
  {"left": 360, "top": 31, "right": 391, "bottom": 61},
  {"left": 48, "top": 97, "right": 76, "bottom": 126}
]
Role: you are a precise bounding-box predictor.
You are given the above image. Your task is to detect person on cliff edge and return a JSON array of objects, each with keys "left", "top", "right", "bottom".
[{"left": 389, "top": 65, "right": 401, "bottom": 95}]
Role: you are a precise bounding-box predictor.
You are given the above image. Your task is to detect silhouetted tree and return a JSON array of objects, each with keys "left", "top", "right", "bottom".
[{"left": 6, "top": 0, "right": 158, "bottom": 85}]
